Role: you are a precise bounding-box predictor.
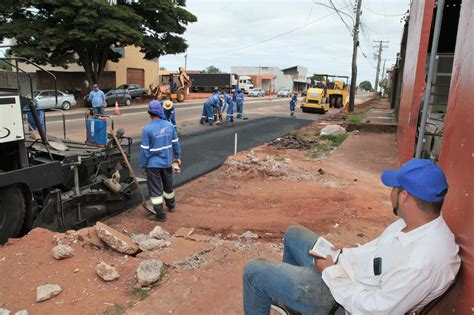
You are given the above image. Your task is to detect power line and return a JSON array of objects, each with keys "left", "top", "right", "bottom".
[{"left": 328, "top": 0, "right": 354, "bottom": 35}]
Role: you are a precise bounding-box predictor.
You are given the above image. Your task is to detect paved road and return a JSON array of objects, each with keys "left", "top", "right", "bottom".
[
  {"left": 41, "top": 92, "right": 372, "bottom": 190},
  {"left": 130, "top": 116, "right": 313, "bottom": 188}
]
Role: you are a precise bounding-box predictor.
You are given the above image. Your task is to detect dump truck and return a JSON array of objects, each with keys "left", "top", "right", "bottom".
[
  {"left": 189, "top": 73, "right": 239, "bottom": 92},
  {"left": 0, "top": 58, "right": 141, "bottom": 244},
  {"left": 301, "top": 74, "right": 349, "bottom": 113}
]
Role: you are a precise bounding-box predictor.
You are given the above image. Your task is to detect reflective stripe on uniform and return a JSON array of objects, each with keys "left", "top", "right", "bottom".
[
  {"left": 172, "top": 138, "right": 179, "bottom": 143},
  {"left": 150, "top": 145, "right": 172, "bottom": 152},
  {"left": 150, "top": 196, "right": 163, "bottom": 205},
  {"left": 141, "top": 145, "right": 150, "bottom": 149},
  {"left": 163, "top": 191, "right": 175, "bottom": 199}
]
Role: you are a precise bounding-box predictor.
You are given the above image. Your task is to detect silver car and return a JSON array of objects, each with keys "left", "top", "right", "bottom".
[
  {"left": 27, "top": 90, "right": 77, "bottom": 110},
  {"left": 249, "top": 88, "right": 265, "bottom": 97},
  {"left": 277, "top": 88, "right": 291, "bottom": 97}
]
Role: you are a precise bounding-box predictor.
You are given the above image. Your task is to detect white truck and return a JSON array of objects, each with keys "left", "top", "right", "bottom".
[{"left": 237, "top": 75, "right": 254, "bottom": 94}]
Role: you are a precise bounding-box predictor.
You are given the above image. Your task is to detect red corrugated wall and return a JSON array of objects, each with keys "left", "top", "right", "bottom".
[
  {"left": 396, "top": 0, "right": 435, "bottom": 162},
  {"left": 435, "top": 0, "right": 474, "bottom": 313}
]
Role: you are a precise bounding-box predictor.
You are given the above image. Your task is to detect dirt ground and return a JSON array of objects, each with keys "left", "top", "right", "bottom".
[{"left": 0, "top": 105, "right": 399, "bottom": 315}]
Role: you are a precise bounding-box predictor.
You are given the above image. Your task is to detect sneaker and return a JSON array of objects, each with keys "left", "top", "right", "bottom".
[{"left": 148, "top": 214, "right": 167, "bottom": 222}]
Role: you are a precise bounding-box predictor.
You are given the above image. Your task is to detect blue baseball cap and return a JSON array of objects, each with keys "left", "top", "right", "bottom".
[
  {"left": 148, "top": 100, "right": 165, "bottom": 118},
  {"left": 381, "top": 159, "right": 448, "bottom": 202}
]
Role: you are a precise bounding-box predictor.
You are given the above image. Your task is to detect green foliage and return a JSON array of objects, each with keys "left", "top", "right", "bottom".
[
  {"left": 309, "top": 74, "right": 325, "bottom": 83},
  {"left": 131, "top": 288, "right": 149, "bottom": 300},
  {"left": 320, "top": 133, "right": 348, "bottom": 146},
  {"left": 359, "top": 81, "right": 373, "bottom": 91},
  {"left": 101, "top": 304, "right": 124, "bottom": 315},
  {"left": 203, "top": 65, "right": 222, "bottom": 74},
  {"left": 379, "top": 78, "right": 388, "bottom": 89},
  {"left": 347, "top": 114, "right": 363, "bottom": 123},
  {"left": 0, "top": 1, "right": 197, "bottom": 84},
  {"left": 0, "top": 60, "right": 11, "bottom": 71}
]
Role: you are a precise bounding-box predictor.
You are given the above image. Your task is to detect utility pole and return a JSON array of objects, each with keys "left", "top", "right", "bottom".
[
  {"left": 348, "top": 0, "right": 362, "bottom": 112},
  {"left": 373, "top": 41, "right": 389, "bottom": 97}
]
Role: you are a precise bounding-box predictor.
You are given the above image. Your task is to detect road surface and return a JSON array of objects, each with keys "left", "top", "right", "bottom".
[{"left": 42, "top": 92, "right": 372, "bottom": 188}]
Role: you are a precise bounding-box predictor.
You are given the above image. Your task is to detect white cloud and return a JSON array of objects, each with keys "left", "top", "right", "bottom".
[{"left": 160, "top": 0, "right": 410, "bottom": 85}]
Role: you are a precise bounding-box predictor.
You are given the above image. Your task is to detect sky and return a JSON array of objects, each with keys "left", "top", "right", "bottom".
[{"left": 159, "top": 0, "right": 411, "bottom": 86}]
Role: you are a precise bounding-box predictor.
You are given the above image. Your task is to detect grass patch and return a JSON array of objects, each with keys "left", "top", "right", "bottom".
[
  {"left": 102, "top": 304, "right": 125, "bottom": 315},
  {"left": 131, "top": 288, "right": 150, "bottom": 300},
  {"left": 320, "top": 133, "right": 348, "bottom": 146},
  {"left": 347, "top": 114, "right": 363, "bottom": 123}
]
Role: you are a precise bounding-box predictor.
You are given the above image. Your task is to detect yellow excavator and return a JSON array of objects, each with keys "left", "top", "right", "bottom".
[{"left": 301, "top": 74, "right": 349, "bottom": 113}]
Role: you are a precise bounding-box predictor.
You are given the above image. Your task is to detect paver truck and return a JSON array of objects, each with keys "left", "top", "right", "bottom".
[{"left": 0, "top": 58, "right": 141, "bottom": 244}]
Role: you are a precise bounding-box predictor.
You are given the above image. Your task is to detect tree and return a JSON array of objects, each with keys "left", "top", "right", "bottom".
[
  {"left": 203, "top": 66, "right": 222, "bottom": 74},
  {"left": 309, "top": 74, "right": 326, "bottom": 83},
  {"left": 0, "top": 60, "right": 11, "bottom": 71},
  {"left": 359, "top": 81, "right": 373, "bottom": 91},
  {"left": 0, "top": 1, "right": 197, "bottom": 84}
]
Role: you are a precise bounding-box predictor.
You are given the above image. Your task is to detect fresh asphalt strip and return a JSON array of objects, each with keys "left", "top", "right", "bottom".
[{"left": 129, "top": 116, "right": 313, "bottom": 194}]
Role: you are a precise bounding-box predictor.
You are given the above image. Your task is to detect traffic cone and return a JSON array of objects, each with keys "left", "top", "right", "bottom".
[{"left": 113, "top": 100, "right": 121, "bottom": 115}]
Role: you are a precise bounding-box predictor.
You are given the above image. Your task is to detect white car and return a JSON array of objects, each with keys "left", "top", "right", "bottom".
[
  {"left": 249, "top": 88, "right": 265, "bottom": 97},
  {"left": 27, "top": 90, "right": 77, "bottom": 110},
  {"left": 277, "top": 89, "right": 291, "bottom": 97}
]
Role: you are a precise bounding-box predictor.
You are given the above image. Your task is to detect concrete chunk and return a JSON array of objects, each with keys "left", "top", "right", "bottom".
[
  {"left": 95, "top": 222, "right": 139, "bottom": 255},
  {"left": 36, "top": 284, "right": 62, "bottom": 302},
  {"left": 52, "top": 244, "right": 75, "bottom": 260},
  {"left": 136, "top": 259, "right": 164, "bottom": 287},
  {"left": 149, "top": 226, "right": 171, "bottom": 240},
  {"left": 96, "top": 262, "right": 119, "bottom": 281}
]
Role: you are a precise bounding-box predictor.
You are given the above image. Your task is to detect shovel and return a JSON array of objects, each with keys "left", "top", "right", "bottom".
[{"left": 109, "top": 129, "right": 155, "bottom": 214}]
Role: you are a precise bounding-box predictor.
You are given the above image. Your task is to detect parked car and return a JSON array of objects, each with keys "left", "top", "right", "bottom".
[
  {"left": 249, "top": 88, "right": 265, "bottom": 97},
  {"left": 277, "top": 88, "right": 291, "bottom": 97},
  {"left": 84, "top": 89, "right": 132, "bottom": 107},
  {"left": 25, "top": 90, "right": 77, "bottom": 110},
  {"left": 117, "top": 84, "right": 148, "bottom": 98}
]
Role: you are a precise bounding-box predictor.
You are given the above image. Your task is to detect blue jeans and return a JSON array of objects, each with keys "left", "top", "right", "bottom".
[
  {"left": 290, "top": 102, "right": 296, "bottom": 113},
  {"left": 93, "top": 106, "right": 105, "bottom": 115},
  {"left": 243, "top": 225, "right": 335, "bottom": 315}
]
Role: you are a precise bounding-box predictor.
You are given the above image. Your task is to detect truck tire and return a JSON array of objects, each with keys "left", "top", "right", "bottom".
[
  {"left": 0, "top": 186, "right": 25, "bottom": 244},
  {"left": 330, "top": 97, "right": 336, "bottom": 108},
  {"left": 336, "top": 97, "right": 343, "bottom": 108},
  {"left": 176, "top": 90, "right": 186, "bottom": 103}
]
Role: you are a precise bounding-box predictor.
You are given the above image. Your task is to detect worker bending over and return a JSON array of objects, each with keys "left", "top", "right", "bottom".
[
  {"left": 243, "top": 159, "right": 460, "bottom": 314},
  {"left": 140, "top": 100, "right": 181, "bottom": 222},
  {"left": 161, "top": 100, "right": 177, "bottom": 132},
  {"left": 200, "top": 90, "right": 222, "bottom": 126},
  {"left": 290, "top": 92, "right": 297, "bottom": 117}
]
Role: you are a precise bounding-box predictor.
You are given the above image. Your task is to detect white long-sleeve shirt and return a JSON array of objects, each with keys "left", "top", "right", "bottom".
[{"left": 321, "top": 215, "right": 460, "bottom": 315}]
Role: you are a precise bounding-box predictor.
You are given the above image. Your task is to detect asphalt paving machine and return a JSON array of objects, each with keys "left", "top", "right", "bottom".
[{"left": 0, "top": 58, "right": 141, "bottom": 244}]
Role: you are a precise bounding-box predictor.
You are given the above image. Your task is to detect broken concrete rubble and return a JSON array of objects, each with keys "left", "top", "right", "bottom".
[
  {"left": 95, "top": 222, "right": 139, "bottom": 255},
  {"left": 173, "top": 227, "right": 194, "bottom": 238},
  {"left": 138, "top": 238, "right": 171, "bottom": 251},
  {"left": 136, "top": 260, "right": 164, "bottom": 287},
  {"left": 95, "top": 262, "right": 120, "bottom": 282},
  {"left": 148, "top": 226, "right": 171, "bottom": 240},
  {"left": 36, "top": 284, "right": 62, "bottom": 302},
  {"left": 0, "top": 308, "right": 10, "bottom": 315},
  {"left": 320, "top": 124, "right": 346, "bottom": 136},
  {"left": 77, "top": 227, "right": 105, "bottom": 249},
  {"left": 14, "top": 311, "right": 28, "bottom": 315},
  {"left": 51, "top": 244, "right": 75, "bottom": 260},
  {"left": 269, "top": 133, "right": 318, "bottom": 150},
  {"left": 239, "top": 231, "right": 259, "bottom": 239},
  {"left": 130, "top": 233, "right": 151, "bottom": 245}
]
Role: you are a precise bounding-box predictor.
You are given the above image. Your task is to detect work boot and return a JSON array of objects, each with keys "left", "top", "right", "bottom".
[
  {"left": 165, "top": 197, "right": 176, "bottom": 213},
  {"left": 150, "top": 205, "right": 167, "bottom": 221},
  {"left": 148, "top": 214, "right": 167, "bottom": 222},
  {"left": 199, "top": 117, "right": 205, "bottom": 125},
  {"left": 208, "top": 120, "right": 214, "bottom": 126}
]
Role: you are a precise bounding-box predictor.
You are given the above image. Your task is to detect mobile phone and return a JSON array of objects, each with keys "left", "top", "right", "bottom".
[{"left": 373, "top": 257, "right": 382, "bottom": 276}]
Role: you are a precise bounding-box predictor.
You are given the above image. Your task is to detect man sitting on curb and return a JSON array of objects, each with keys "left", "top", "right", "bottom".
[{"left": 243, "top": 159, "right": 460, "bottom": 315}]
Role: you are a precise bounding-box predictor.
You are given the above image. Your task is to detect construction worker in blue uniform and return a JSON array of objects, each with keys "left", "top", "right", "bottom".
[
  {"left": 200, "top": 89, "right": 221, "bottom": 126},
  {"left": 222, "top": 90, "right": 235, "bottom": 123},
  {"left": 161, "top": 100, "right": 177, "bottom": 131},
  {"left": 235, "top": 87, "right": 245, "bottom": 119},
  {"left": 140, "top": 100, "right": 181, "bottom": 222},
  {"left": 290, "top": 92, "right": 297, "bottom": 117}
]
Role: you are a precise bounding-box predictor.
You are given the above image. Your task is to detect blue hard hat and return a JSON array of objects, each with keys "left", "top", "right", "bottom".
[
  {"left": 381, "top": 159, "right": 448, "bottom": 202},
  {"left": 148, "top": 100, "right": 164, "bottom": 117}
]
